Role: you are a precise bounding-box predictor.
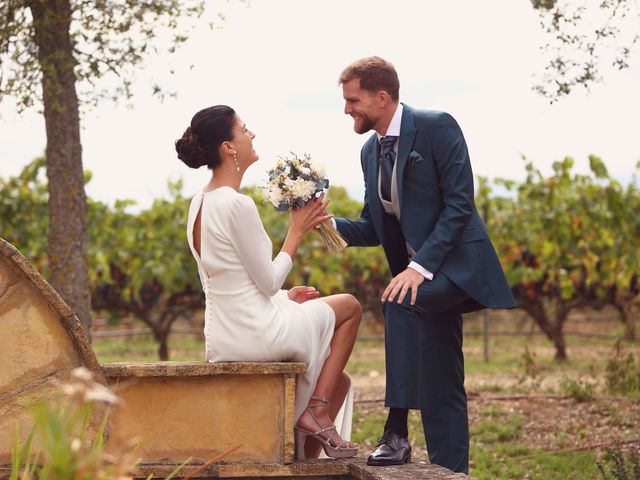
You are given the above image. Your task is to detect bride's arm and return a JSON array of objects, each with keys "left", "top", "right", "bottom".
[{"left": 228, "top": 195, "right": 330, "bottom": 297}]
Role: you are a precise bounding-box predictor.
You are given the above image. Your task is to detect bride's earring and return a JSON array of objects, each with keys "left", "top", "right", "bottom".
[{"left": 233, "top": 150, "right": 240, "bottom": 172}]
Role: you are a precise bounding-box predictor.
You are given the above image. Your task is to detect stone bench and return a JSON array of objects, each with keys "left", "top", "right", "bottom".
[
  {"left": 0, "top": 237, "right": 472, "bottom": 479},
  {"left": 0, "top": 237, "right": 303, "bottom": 473},
  {"left": 103, "top": 361, "right": 304, "bottom": 467}
]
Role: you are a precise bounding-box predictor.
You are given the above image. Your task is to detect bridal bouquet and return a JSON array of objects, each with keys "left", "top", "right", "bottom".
[{"left": 265, "top": 153, "right": 347, "bottom": 253}]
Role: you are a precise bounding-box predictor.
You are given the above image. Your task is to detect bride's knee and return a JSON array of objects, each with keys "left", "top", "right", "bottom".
[{"left": 343, "top": 294, "right": 362, "bottom": 321}]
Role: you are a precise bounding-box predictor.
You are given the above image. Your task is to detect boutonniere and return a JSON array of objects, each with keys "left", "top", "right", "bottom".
[{"left": 408, "top": 151, "right": 424, "bottom": 167}]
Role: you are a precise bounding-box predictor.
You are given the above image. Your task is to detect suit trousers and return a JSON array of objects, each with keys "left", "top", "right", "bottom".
[{"left": 383, "top": 273, "right": 469, "bottom": 473}]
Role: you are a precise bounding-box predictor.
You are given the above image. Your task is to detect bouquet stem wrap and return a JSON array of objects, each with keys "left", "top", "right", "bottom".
[{"left": 317, "top": 219, "right": 348, "bottom": 254}]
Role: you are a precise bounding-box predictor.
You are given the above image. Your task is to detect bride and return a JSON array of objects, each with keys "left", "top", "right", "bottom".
[{"left": 176, "top": 105, "right": 360, "bottom": 459}]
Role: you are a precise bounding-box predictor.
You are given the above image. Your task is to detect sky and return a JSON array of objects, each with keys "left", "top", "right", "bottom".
[{"left": 1, "top": 0, "right": 639, "bottom": 208}]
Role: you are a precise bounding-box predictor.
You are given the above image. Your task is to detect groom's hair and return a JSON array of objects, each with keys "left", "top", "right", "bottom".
[{"left": 339, "top": 56, "right": 400, "bottom": 102}]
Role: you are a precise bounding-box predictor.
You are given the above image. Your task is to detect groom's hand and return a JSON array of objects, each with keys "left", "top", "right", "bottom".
[{"left": 381, "top": 268, "right": 425, "bottom": 306}]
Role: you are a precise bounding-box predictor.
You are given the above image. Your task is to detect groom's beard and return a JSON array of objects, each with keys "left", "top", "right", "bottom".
[{"left": 353, "top": 113, "right": 375, "bottom": 134}]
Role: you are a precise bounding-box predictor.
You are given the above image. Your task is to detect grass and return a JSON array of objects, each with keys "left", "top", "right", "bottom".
[
  {"left": 92, "top": 314, "right": 640, "bottom": 479},
  {"left": 93, "top": 334, "right": 203, "bottom": 363},
  {"left": 350, "top": 394, "right": 610, "bottom": 479},
  {"left": 472, "top": 450, "right": 601, "bottom": 480},
  {"left": 471, "top": 414, "right": 524, "bottom": 444}
]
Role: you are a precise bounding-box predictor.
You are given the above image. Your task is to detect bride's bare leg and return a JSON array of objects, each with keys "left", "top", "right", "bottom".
[
  {"left": 329, "top": 372, "right": 352, "bottom": 421},
  {"left": 298, "top": 294, "right": 361, "bottom": 458}
]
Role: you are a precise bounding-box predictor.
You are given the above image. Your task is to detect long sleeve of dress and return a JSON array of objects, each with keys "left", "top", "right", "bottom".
[{"left": 227, "top": 195, "right": 293, "bottom": 297}]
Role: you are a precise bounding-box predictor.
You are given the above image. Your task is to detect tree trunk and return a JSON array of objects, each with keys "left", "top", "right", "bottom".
[
  {"left": 156, "top": 310, "right": 181, "bottom": 361},
  {"left": 157, "top": 334, "right": 169, "bottom": 361},
  {"left": 549, "top": 327, "right": 568, "bottom": 362},
  {"left": 616, "top": 304, "right": 636, "bottom": 340},
  {"left": 530, "top": 312, "right": 568, "bottom": 361},
  {"left": 151, "top": 322, "right": 169, "bottom": 361},
  {"left": 29, "top": 0, "right": 92, "bottom": 336},
  {"left": 547, "top": 305, "right": 570, "bottom": 362},
  {"left": 518, "top": 295, "right": 569, "bottom": 362}
]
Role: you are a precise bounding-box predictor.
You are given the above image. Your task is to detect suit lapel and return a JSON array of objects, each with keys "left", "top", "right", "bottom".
[{"left": 396, "top": 104, "right": 416, "bottom": 212}]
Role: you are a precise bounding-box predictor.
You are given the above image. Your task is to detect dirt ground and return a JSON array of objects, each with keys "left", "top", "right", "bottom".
[{"left": 348, "top": 329, "right": 640, "bottom": 463}]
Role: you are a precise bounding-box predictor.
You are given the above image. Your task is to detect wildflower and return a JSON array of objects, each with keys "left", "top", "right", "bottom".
[
  {"left": 70, "top": 438, "right": 81, "bottom": 452},
  {"left": 71, "top": 366, "right": 93, "bottom": 382},
  {"left": 84, "top": 383, "right": 119, "bottom": 404}
]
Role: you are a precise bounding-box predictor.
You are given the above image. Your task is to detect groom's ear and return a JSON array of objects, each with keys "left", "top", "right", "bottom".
[{"left": 376, "top": 90, "right": 392, "bottom": 108}]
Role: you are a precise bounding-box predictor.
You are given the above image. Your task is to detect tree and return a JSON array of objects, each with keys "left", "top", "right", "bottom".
[
  {"left": 531, "top": 0, "right": 640, "bottom": 102},
  {"left": 0, "top": 157, "right": 49, "bottom": 271},
  {"left": 479, "top": 156, "right": 640, "bottom": 360},
  {"left": 0, "top": 0, "right": 207, "bottom": 335},
  {"left": 89, "top": 179, "right": 202, "bottom": 360},
  {"left": 6, "top": 156, "right": 637, "bottom": 361}
]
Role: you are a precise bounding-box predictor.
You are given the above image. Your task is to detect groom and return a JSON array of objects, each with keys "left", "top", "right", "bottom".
[{"left": 334, "top": 57, "right": 515, "bottom": 474}]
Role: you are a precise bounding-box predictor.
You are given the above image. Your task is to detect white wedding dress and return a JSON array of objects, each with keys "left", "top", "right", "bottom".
[{"left": 186, "top": 186, "right": 353, "bottom": 439}]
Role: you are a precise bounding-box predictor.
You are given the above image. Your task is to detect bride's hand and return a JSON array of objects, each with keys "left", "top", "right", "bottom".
[
  {"left": 288, "top": 286, "right": 320, "bottom": 303},
  {"left": 289, "top": 194, "right": 333, "bottom": 236}
]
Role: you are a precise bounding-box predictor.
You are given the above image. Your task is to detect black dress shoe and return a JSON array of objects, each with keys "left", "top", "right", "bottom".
[{"left": 367, "top": 431, "right": 411, "bottom": 466}]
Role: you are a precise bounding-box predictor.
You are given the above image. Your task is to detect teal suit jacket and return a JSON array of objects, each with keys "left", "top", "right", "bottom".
[{"left": 336, "top": 104, "right": 515, "bottom": 312}]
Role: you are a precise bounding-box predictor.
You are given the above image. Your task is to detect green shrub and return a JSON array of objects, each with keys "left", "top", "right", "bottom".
[
  {"left": 517, "top": 345, "right": 542, "bottom": 390},
  {"left": 597, "top": 443, "right": 640, "bottom": 480},
  {"left": 605, "top": 344, "right": 640, "bottom": 396},
  {"left": 560, "top": 376, "right": 597, "bottom": 402}
]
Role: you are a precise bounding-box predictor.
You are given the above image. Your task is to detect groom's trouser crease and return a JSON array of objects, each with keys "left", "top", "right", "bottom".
[{"left": 383, "top": 292, "right": 470, "bottom": 473}]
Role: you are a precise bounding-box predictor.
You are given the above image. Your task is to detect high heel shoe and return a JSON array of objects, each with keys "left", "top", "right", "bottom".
[{"left": 294, "top": 395, "right": 358, "bottom": 459}]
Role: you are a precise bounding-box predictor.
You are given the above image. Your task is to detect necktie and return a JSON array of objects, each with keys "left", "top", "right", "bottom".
[{"left": 379, "top": 135, "right": 398, "bottom": 201}]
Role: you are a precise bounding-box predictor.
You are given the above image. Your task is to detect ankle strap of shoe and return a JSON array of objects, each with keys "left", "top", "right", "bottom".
[{"left": 309, "top": 395, "right": 332, "bottom": 407}]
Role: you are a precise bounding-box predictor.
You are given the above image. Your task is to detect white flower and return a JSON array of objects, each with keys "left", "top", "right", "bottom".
[
  {"left": 62, "top": 382, "right": 84, "bottom": 396},
  {"left": 71, "top": 438, "right": 81, "bottom": 452},
  {"left": 268, "top": 186, "right": 284, "bottom": 207},
  {"left": 291, "top": 178, "right": 316, "bottom": 201},
  {"left": 71, "top": 366, "right": 93, "bottom": 382},
  {"left": 300, "top": 167, "right": 311, "bottom": 175},
  {"left": 83, "top": 383, "right": 119, "bottom": 404}
]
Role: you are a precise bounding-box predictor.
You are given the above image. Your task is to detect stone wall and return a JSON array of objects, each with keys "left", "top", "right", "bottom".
[{"left": 0, "top": 238, "right": 103, "bottom": 464}]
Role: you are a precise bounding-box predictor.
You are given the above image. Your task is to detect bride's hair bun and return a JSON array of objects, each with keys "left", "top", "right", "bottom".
[
  {"left": 175, "top": 105, "right": 237, "bottom": 170},
  {"left": 175, "top": 127, "right": 209, "bottom": 169}
]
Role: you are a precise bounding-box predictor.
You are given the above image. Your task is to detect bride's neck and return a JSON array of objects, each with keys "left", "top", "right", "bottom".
[{"left": 209, "top": 165, "right": 242, "bottom": 192}]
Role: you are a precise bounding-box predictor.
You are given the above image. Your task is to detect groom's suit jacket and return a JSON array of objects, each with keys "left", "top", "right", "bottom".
[{"left": 336, "top": 104, "right": 515, "bottom": 313}]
